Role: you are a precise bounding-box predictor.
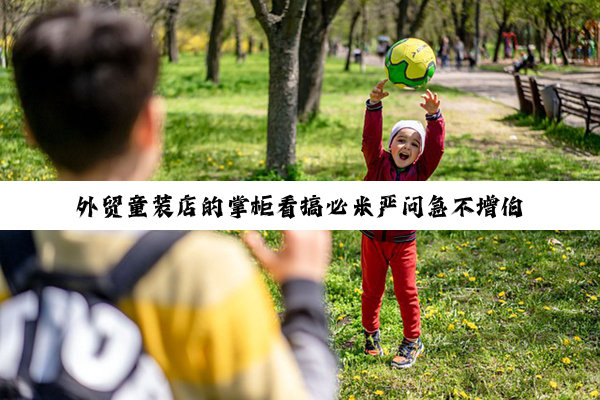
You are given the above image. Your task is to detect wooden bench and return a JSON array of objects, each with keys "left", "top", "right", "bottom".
[
  {"left": 513, "top": 73, "right": 545, "bottom": 118},
  {"left": 552, "top": 87, "right": 600, "bottom": 135}
]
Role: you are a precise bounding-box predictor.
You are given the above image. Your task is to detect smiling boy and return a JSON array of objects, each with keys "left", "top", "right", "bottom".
[{"left": 362, "top": 79, "right": 444, "bottom": 181}]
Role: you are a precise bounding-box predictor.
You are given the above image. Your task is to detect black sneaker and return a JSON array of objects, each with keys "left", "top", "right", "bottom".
[
  {"left": 391, "top": 337, "right": 424, "bottom": 369},
  {"left": 364, "top": 330, "right": 383, "bottom": 356}
]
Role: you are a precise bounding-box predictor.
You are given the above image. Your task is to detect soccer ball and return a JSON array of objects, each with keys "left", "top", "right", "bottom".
[{"left": 385, "top": 38, "right": 436, "bottom": 89}]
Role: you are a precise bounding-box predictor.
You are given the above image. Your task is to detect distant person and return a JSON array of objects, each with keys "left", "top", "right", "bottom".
[
  {"left": 454, "top": 37, "right": 465, "bottom": 70},
  {"left": 438, "top": 36, "right": 450, "bottom": 70}
]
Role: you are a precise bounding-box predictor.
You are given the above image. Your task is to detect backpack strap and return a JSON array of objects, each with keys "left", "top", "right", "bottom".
[
  {"left": 0, "top": 230, "right": 38, "bottom": 294},
  {"left": 0, "top": 231, "right": 189, "bottom": 301},
  {"left": 103, "top": 231, "right": 189, "bottom": 301}
]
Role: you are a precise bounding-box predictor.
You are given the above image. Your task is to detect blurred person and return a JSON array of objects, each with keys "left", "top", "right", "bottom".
[{"left": 0, "top": 230, "right": 336, "bottom": 400}]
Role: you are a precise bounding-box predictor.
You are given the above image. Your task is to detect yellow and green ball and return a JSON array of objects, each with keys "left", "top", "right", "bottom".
[{"left": 385, "top": 38, "right": 436, "bottom": 89}]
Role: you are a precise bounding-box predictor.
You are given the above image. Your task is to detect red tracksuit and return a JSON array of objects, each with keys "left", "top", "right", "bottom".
[
  {"left": 362, "top": 100, "right": 445, "bottom": 181},
  {"left": 361, "top": 230, "right": 421, "bottom": 339}
]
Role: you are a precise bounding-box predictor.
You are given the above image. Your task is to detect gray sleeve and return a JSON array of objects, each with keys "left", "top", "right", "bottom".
[{"left": 281, "top": 280, "right": 338, "bottom": 400}]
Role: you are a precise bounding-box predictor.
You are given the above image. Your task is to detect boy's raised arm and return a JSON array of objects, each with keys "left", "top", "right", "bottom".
[
  {"left": 362, "top": 80, "right": 389, "bottom": 168},
  {"left": 416, "top": 90, "right": 445, "bottom": 180}
]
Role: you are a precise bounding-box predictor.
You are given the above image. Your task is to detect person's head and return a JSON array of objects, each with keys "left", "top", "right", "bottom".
[
  {"left": 13, "top": 6, "right": 163, "bottom": 180},
  {"left": 388, "top": 121, "right": 426, "bottom": 168}
]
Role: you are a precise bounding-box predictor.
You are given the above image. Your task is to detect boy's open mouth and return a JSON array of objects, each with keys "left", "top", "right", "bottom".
[{"left": 398, "top": 153, "right": 409, "bottom": 160}]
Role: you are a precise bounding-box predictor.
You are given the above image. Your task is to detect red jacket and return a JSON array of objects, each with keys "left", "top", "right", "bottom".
[
  {"left": 360, "top": 230, "right": 417, "bottom": 243},
  {"left": 362, "top": 100, "right": 445, "bottom": 241}
]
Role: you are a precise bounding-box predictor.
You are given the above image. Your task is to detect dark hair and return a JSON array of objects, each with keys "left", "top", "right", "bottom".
[{"left": 12, "top": 7, "right": 159, "bottom": 173}]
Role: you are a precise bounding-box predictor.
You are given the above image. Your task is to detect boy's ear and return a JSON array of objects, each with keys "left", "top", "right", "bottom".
[
  {"left": 131, "top": 96, "right": 166, "bottom": 149},
  {"left": 23, "top": 118, "right": 37, "bottom": 146}
]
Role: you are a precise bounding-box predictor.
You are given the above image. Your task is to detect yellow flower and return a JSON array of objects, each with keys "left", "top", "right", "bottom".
[
  {"left": 389, "top": 277, "right": 394, "bottom": 282},
  {"left": 498, "top": 291, "right": 505, "bottom": 297},
  {"left": 459, "top": 391, "right": 469, "bottom": 399},
  {"left": 590, "top": 390, "right": 598, "bottom": 398},
  {"left": 536, "top": 375, "right": 542, "bottom": 379},
  {"left": 487, "top": 310, "right": 493, "bottom": 315},
  {"left": 561, "top": 357, "right": 571, "bottom": 364},
  {"left": 469, "top": 277, "right": 476, "bottom": 282},
  {"left": 362, "top": 370, "right": 368, "bottom": 374},
  {"left": 466, "top": 322, "right": 478, "bottom": 330},
  {"left": 438, "top": 273, "right": 445, "bottom": 278},
  {"left": 353, "top": 375, "right": 360, "bottom": 380},
  {"left": 458, "top": 311, "right": 465, "bottom": 316},
  {"left": 448, "top": 324, "right": 455, "bottom": 331},
  {"left": 424, "top": 372, "right": 431, "bottom": 376},
  {"left": 336, "top": 374, "right": 343, "bottom": 379},
  {"left": 580, "top": 262, "right": 586, "bottom": 267},
  {"left": 591, "top": 296, "right": 598, "bottom": 301},
  {"left": 509, "top": 314, "right": 517, "bottom": 318},
  {"left": 543, "top": 306, "right": 551, "bottom": 310},
  {"left": 499, "top": 299, "right": 506, "bottom": 304},
  {"left": 496, "top": 368, "right": 504, "bottom": 373},
  {"left": 348, "top": 396, "right": 355, "bottom": 400},
  {"left": 526, "top": 270, "right": 532, "bottom": 275},
  {"left": 375, "top": 390, "right": 384, "bottom": 396},
  {"left": 477, "top": 237, "right": 483, "bottom": 241},
  {"left": 535, "top": 277, "right": 543, "bottom": 282},
  {"left": 549, "top": 381, "right": 558, "bottom": 389},
  {"left": 339, "top": 243, "right": 344, "bottom": 248},
  {"left": 564, "top": 338, "right": 570, "bottom": 345},
  {"left": 562, "top": 255, "right": 567, "bottom": 260},
  {"left": 463, "top": 272, "right": 469, "bottom": 277},
  {"left": 499, "top": 266, "right": 506, "bottom": 271},
  {"left": 518, "top": 309, "right": 525, "bottom": 313},
  {"left": 574, "top": 336, "right": 582, "bottom": 342},
  {"left": 518, "top": 301, "right": 524, "bottom": 305}
]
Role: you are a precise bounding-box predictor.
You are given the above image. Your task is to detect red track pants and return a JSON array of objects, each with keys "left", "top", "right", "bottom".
[{"left": 361, "top": 235, "right": 421, "bottom": 339}]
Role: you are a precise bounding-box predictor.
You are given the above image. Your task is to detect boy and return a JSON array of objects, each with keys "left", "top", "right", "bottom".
[
  {"left": 360, "top": 79, "right": 445, "bottom": 369},
  {"left": 362, "top": 80, "right": 443, "bottom": 181},
  {"left": 12, "top": 6, "right": 163, "bottom": 180}
]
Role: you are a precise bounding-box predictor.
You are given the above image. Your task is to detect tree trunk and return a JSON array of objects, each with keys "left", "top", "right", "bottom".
[
  {"left": 344, "top": 10, "right": 360, "bottom": 71},
  {"left": 408, "top": 0, "right": 431, "bottom": 36},
  {"left": 234, "top": 15, "right": 243, "bottom": 62},
  {"left": 396, "top": 0, "right": 409, "bottom": 40},
  {"left": 265, "top": 37, "right": 300, "bottom": 173},
  {"left": 546, "top": 7, "right": 569, "bottom": 66},
  {"left": 165, "top": 0, "right": 180, "bottom": 63},
  {"left": 474, "top": 0, "right": 480, "bottom": 65},
  {"left": 206, "top": 0, "right": 226, "bottom": 83},
  {"left": 297, "top": 0, "right": 345, "bottom": 121},
  {"left": 250, "top": 0, "right": 308, "bottom": 177},
  {"left": 2, "top": 0, "right": 7, "bottom": 68},
  {"left": 493, "top": 22, "right": 505, "bottom": 63},
  {"left": 248, "top": 35, "right": 254, "bottom": 54}
]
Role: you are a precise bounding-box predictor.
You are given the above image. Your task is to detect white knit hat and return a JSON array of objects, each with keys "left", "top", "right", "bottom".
[{"left": 388, "top": 120, "right": 426, "bottom": 156}]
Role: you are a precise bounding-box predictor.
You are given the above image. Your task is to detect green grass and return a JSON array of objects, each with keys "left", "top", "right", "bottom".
[
  {"left": 1, "top": 52, "right": 599, "bottom": 181},
  {"left": 231, "top": 230, "right": 600, "bottom": 399}
]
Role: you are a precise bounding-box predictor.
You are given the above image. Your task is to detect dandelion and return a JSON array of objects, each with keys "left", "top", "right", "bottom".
[
  {"left": 549, "top": 381, "right": 558, "bottom": 389},
  {"left": 466, "top": 322, "right": 478, "bottom": 330},
  {"left": 591, "top": 296, "right": 598, "bottom": 301},
  {"left": 543, "top": 306, "right": 551, "bottom": 310},
  {"left": 529, "top": 245, "right": 534, "bottom": 249},
  {"left": 459, "top": 391, "right": 469, "bottom": 399},
  {"left": 339, "top": 243, "right": 344, "bottom": 248},
  {"left": 509, "top": 314, "right": 517, "bottom": 318},
  {"left": 499, "top": 266, "right": 506, "bottom": 271},
  {"left": 496, "top": 368, "right": 505, "bottom": 373},
  {"left": 564, "top": 338, "right": 570, "bottom": 345},
  {"left": 237, "top": 151, "right": 243, "bottom": 156},
  {"left": 438, "top": 273, "right": 445, "bottom": 278},
  {"left": 487, "top": 310, "right": 493, "bottom": 315},
  {"left": 574, "top": 336, "right": 582, "bottom": 342},
  {"left": 477, "top": 237, "right": 483, "bottom": 241},
  {"left": 518, "top": 309, "right": 525, "bottom": 313},
  {"left": 498, "top": 291, "right": 505, "bottom": 297},
  {"left": 562, "top": 255, "right": 567, "bottom": 260},
  {"left": 561, "top": 357, "right": 571, "bottom": 364},
  {"left": 463, "top": 272, "right": 469, "bottom": 277},
  {"left": 458, "top": 311, "right": 465, "bottom": 315},
  {"left": 353, "top": 375, "right": 360, "bottom": 381},
  {"left": 498, "top": 299, "right": 506, "bottom": 304},
  {"left": 591, "top": 390, "right": 598, "bottom": 398},
  {"left": 469, "top": 277, "right": 476, "bottom": 282},
  {"left": 580, "top": 262, "right": 586, "bottom": 267},
  {"left": 389, "top": 277, "right": 394, "bottom": 282},
  {"left": 526, "top": 270, "right": 532, "bottom": 275},
  {"left": 536, "top": 375, "right": 542, "bottom": 379},
  {"left": 362, "top": 370, "right": 368, "bottom": 374},
  {"left": 448, "top": 323, "right": 455, "bottom": 331},
  {"left": 535, "top": 277, "right": 543, "bottom": 282},
  {"left": 375, "top": 390, "right": 384, "bottom": 396},
  {"left": 348, "top": 396, "right": 355, "bottom": 400}
]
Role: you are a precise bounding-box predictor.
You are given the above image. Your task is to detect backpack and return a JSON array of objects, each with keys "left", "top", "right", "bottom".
[{"left": 0, "top": 231, "right": 188, "bottom": 400}]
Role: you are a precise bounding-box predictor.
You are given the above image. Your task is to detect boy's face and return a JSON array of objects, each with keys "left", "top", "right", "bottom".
[{"left": 390, "top": 128, "right": 421, "bottom": 168}]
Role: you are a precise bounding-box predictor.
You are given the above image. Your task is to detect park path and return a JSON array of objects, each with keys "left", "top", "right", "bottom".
[{"left": 359, "top": 52, "right": 600, "bottom": 128}]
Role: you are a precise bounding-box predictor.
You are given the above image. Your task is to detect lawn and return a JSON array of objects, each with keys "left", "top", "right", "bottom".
[
  {"left": 241, "top": 230, "right": 600, "bottom": 399},
  {"left": 1, "top": 53, "right": 599, "bottom": 181}
]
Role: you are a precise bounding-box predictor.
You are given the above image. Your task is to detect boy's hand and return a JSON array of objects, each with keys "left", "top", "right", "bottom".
[
  {"left": 420, "top": 89, "right": 441, "bottom": 114},
  {"left": 369, "top": 79, "right": 389, "bottom": 104},
  {"left": 243, "top": 230, "right": 331, "bottom": 284}
]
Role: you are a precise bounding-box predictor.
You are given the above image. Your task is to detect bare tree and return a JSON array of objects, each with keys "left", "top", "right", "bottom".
[
  {"left": 250, "top": 0, "right": 308, "bottom": 176},
  {"left": 297, "top": 0, "right": 346, "bottom": 121},
  {"left": 164, "top": 0, "right": 181, "bottom": 62},
  {"left": 206, "top": 0, "right": 226, "bottom": 83}
]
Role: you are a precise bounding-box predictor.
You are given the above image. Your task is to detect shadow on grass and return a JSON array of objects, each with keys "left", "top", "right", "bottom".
[{"left": 499, "top": 112, "right": 600, "bottom": 156}]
